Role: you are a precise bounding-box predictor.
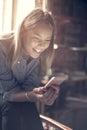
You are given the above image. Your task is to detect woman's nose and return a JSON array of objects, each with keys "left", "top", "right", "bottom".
[{"left": 38, "top": 41, "right": 46, "bottom": 48}]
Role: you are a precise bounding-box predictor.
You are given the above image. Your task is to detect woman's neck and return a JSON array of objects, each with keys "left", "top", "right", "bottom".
[{"left": 22, "top": 48, "right": 33, "bottom": 63}]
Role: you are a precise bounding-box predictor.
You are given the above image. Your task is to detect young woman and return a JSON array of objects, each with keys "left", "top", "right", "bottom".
[{"left": 0, "top": 8, "right": 59, "bottom": 130}]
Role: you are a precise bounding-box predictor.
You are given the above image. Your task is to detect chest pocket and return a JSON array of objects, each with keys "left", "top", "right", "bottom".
[{"left": 12, "top": 57, "right": 40, "bottom": 84}]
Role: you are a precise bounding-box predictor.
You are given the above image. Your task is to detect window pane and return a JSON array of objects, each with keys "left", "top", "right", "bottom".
[
  {"left": 15, "top": 0, "right": 35, "bottom": 29},
  {"left": 0, "top": 0, "right": 3, "bottom": 33},
  {"left": 0, "top": 0, "right": 12, "bottom": 33}
]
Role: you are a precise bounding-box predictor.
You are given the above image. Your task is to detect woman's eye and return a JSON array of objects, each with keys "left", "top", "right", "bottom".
[
  {"left": 33, "top": 38, "right": 40, "bottom": 42},
  {"left": 46, "top": 40, "right": 50, "bottom": 44}
]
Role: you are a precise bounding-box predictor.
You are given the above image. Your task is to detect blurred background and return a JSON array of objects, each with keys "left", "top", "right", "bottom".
[{"left": 1, "top": 0, "right": 87, "bottom": 130}]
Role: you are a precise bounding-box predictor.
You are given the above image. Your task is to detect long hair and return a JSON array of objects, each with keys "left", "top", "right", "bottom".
[{"left": 12, "top": 8, "right": 55, "bottom": 75}]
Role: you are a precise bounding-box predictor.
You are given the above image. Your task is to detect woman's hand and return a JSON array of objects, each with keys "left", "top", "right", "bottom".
[
  {"left": 27, "top": 86, "right": 60, "bottom": 106},
  {"left": 36, "top": 86, "right": 60, "bottom": 105}
]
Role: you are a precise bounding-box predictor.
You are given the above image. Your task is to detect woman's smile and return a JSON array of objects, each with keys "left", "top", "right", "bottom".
[
  {"left": 32, "top": 48, "right": 43, "bottom": 57},
  {"left": 33, "top": 48, "right": 42, "bottom": 53}
]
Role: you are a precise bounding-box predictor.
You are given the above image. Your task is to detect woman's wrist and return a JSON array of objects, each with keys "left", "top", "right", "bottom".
[{"left": 25, "top": 91, "right": 37, "bottom": 102}]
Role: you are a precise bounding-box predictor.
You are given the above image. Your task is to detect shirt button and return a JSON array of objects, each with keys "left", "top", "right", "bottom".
[{"left": 17, "top": 61, "right": 20, "bottom": 64}]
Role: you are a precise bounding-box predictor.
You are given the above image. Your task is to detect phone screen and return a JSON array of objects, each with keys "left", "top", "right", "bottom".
[{"left": 44, "top": 74, "right": 68, "bottom": 88}]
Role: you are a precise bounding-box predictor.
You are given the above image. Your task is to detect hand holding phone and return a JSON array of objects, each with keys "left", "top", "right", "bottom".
[
  {"left": 37, "top": 74, "right": 68, "bottom": 93},
  {"left": 44, "top": 74, "right": 68, "bottom": 89}
]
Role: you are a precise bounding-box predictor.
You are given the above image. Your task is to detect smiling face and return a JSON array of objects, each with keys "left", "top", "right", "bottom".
[{"left": 22, "top": 21, "right": 52, "bottom": 59}]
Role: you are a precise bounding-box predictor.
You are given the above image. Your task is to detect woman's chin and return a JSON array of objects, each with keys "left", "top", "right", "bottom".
[
  {"left": 30, "top": 54, "right": 40, "bottom": 59},
  {"left": 31, "top": 52, "right": 41, "bottom": 58}
]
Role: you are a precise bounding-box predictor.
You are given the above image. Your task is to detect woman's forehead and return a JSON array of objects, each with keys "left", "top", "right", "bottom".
[{"left": 28, "top": 23, "right": 52, "bottom": 37}]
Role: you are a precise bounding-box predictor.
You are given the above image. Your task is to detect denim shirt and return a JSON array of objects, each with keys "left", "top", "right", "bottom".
[{"left": 0, "top": 40, "right": 43, "bottom": 101}]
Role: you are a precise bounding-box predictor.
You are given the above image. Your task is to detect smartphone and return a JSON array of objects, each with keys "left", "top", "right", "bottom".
[{"left": 44, "top": 74, "right": 68, "bottom": 89}]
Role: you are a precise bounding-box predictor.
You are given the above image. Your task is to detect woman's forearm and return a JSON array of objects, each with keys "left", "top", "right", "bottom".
[
  {"left": 3, "top": 91, "right": 33, "bottom": 102},
  {"left": 11, "top": 91, "right": 29, "bottom": 102}
]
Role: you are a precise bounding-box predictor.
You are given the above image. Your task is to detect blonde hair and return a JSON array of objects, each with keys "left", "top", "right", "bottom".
[{"left": 12, "top": 8, "right": 55, "bottom": 75}]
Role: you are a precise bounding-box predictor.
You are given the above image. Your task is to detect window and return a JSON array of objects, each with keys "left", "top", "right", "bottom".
[
  {"left": 15, "top": 0, "right": 35, "bottom": 29},
  {"left": 0, "top": 0, "right": 12, "bottom": 33},
  {"left": 0, "top": 0, "right": 35, "bottom": 33}
]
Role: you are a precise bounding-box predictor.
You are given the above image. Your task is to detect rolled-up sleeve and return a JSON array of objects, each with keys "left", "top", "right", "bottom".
[{"left": 0, "top": 45, "right": 21, "bottom": 101}]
